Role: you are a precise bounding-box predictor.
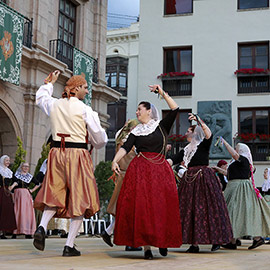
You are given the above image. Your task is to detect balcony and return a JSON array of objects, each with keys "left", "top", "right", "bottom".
[
  {"left": 162, "top": 77, "right": 192, "bottom": 96},
  {"left": 238, "top": 76, "right": 269, "bottom": 94},
  {"left": 49, "top": 39, "right": 98, "bottom": 83},
  {"left": 167, "top": 140, "right": 188, "bottom": 157}
]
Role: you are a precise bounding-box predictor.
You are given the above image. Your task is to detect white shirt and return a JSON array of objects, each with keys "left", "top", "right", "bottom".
[{"left": 36, "top": 83, "right": 108, "bottom": 149}]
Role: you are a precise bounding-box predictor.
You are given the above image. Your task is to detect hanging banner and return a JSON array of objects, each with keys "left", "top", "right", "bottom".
[
  {"left": 73, "top": 48, "right": 94, "bottom": 106},
  {"left": 0, "top": 2, "right": 24, "bottom": 85}
]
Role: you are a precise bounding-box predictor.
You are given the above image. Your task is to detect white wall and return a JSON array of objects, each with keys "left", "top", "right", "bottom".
[{"left": 138, "top": 0, "right": 270, "bottom": 185}]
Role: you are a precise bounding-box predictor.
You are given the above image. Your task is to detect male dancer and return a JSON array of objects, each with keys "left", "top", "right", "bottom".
[{"left": 33, "top": 70, "right": 107, "bottom": 256}]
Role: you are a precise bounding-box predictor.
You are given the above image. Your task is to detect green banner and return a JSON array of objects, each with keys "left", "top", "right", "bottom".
[
  {"left": 0, "top": 3, "right": 24, "bottom": 85},
  {"left": 73, "top": 48, "right": 94, "bottom": 106}
]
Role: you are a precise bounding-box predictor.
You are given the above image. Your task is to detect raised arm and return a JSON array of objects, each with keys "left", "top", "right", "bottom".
[
  {"left": 188, "top": 113, "right": 212, "bottom": 139},
  {"left": 221, "top": 137, "right": 240, "bottom": 161},
  {"left": 36, "top": 70, "right": 60, "bottom": 116},
  {"left": 149, "top": 84, "right": 178, "bottom": 110}
]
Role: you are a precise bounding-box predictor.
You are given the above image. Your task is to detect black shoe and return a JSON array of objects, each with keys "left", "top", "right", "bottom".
[
  {"left": 62, "top": 245, "right": 81, "bottom": 256},
  {"left": 236, "top": 239, "right": 242, "bottom": 246},
  {"left": 221, "top": 243, "right": 237, "bottom": 250},
  {"left": 125, "top": 246, "right": 143, "bottom": 251},
  {"left": 186, "top": 245, "right": 199, "bottom": 253},
  {"left": 100, "top": 231, "right": 113, "bottom": 247},
  {"left": 0, "top": 235, "right": 7, "bottom": 239},
  {"left": 248, "top": 237, "right": 265, "bottom": 250},
  {"left": 33, "top": 226, "right": 45, "bottom": 251},
  {"left": 159, "top": 248, "right": 168, "bottom": 256},
  {"left": 144, "top": 250, "right": 153, "bottom": 260},
  {"left": 211, "top": 244, "right": 220, "bottom": 252},
  {"left": 25, "top": 235, "right": 32, "bottom": 239},
  {"left": 11, "top": 234, "right": 16, "bottom": 239}
]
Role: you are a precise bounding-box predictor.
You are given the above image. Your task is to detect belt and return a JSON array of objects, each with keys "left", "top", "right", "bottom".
[{"left": 51, "top": 141, "right": 87, "bottom": 149}]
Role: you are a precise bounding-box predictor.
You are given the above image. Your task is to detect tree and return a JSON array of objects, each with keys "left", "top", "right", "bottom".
[
  {"left": 34, "top": 142, "right": 51, "bottom": 176},
  {"left": 94, "top": 161, "right": 115, "bottom": 217},
  {"left": 10, "top": 137, "right": 26, "bottom": 173}
]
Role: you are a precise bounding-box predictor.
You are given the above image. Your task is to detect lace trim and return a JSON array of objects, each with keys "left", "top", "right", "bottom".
[
  {"left": 131, "top": 119, "right": 160, "bottom": 136},
  {"left": 14, "top": 171, "right": 33, "bottom": 184}
]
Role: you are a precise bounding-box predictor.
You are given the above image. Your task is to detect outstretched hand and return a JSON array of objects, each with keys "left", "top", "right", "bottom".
[
  {"left": 112, "top": 161, "right": 121, "bottom": 175},
  {"left": 149, "top": 84, "right": 162, "bottom": 95},
  {"left": 188, "top": 113, "right": 197, "bottom": 122},
  {"left": 45, "top": 70, "right": 60, "bottom": 85}
]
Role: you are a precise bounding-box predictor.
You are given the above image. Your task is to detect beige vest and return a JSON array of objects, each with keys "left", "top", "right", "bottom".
[{"left": 50, "top": 97, "right": 87, "bottom": 143}]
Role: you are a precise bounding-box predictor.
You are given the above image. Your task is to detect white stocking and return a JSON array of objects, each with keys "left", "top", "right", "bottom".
[
  {"left": 105, "top": 218, "right": 115, "bottom": 236},
  {"left": 39, "top": 206, "right": 57, "bottom": 232},
  {"left": 65, "top": 215, "right": 83, "bottom": 248}
]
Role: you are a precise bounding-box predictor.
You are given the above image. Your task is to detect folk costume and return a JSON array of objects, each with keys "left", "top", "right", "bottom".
[
  {"left": 34, "top": 75, "right": 107, "bottom": 254},
  {"left": 171, "top": 126, "right": 233, "bottom": 246},
  {"left": 113, "top": 107, "right": 182, "bottom": 249},
  {"left": 224, "top": 144, "right": 270, "bottom": 240},
  {"left": 261, "top": 168, "right": 270, "bottom": 207},
  {"left": 0, "top": 155, "right": 17, "bottom": 235},
  {"left": 13, "top": 166, "right": 38, "bottom": 235}
]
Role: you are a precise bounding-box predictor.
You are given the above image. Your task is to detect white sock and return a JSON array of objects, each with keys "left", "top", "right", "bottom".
[
  {"left": 105, "top": 218, "right": 115, "bottom": 235},
  {"left": 65, "top": 215, "right": 83, "bottom": 248},
  {"left": 39, "top": 206, "right": 57, "bottom": 232}
]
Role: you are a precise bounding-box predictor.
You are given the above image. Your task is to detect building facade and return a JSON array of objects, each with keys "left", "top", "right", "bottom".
[
  {"left": 107, "top": 0, "right": 270, "bottom": 185},
  {"left": 0, "top": 0, "right": 120, "bottom": 172},
  {"left": 106, "top": 22, "right": 139, "bottom": 160}
]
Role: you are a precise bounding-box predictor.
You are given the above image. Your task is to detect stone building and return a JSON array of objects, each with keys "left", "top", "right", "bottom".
[{"left": 0, "top": 0, "right": 120, "bottom": 171}]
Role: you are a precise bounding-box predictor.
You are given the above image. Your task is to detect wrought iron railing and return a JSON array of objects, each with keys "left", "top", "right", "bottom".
[
  {"left": 162, "top": 77, "right": 192, "bottom": 96},
  {"left": 49, "top": 39, "right": 98, "bottom": 83},
  {"left": 238, "top": 76, "right": 270, "bottom": 94},
  {"left": 167, "top": 141, "right": 188, "bottom": 157}
]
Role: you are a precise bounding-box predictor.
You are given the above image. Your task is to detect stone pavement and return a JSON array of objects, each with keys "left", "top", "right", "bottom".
[{"left": 0, "top": 236, "right": 270, "bottom": 270}]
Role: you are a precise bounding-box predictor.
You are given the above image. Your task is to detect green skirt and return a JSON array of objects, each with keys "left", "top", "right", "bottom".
[
  {"left": 263, "top": 194, "right": 270, "bottom": 207},
  {"left": 224, "top": 179, "right": 270, "bottom": 238}
]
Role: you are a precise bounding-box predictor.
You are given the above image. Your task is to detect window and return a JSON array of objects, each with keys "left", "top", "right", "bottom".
[
  {"left": 238, "top": 108, "right": 270, "bottom": 161},
  {"left": 237, "top": 43, "right": 270, "bottom": 94},
  {"left": 162, "top": 47, "right": 193, "bottom": 96},
  {"left": 106, "top": 57, "right": 128, "bottom": 96},
  {"left": 165, "top": 0, "right": 193, "bottom": 15},
  {"left": 238, "top": 0, "right": 269, "bottom": 10},
  {"left": 58, "top": 0, "right": 76, "bottom": 46}
]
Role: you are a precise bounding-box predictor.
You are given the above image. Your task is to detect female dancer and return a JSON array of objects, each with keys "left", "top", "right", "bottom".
[
  {"left": 167, "top": 114, "right": 233, "bottom": 253},
  {"left": 220, "top": 140, "right": 270, "bottom": 249},
  {"left": 13, "top": 162, "right": 40, "bottom": 238},
  {"left": 112, "top": 84, "right": 182, "bottom": 259},
  {"left": 261, "top": 168, "right": 270, "bottom": 206},
  {"left": 0, "top": 155, "right": 17, "bottom": 238}
]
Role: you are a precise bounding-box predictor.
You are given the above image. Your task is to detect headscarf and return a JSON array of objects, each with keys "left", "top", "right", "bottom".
[
  {"left": 131, "top": 103, "right": 160, "bottom": 136},
  {"left": 14, "top": 163, "right": 33, "bottom": 184},
  {"left": 0, "top": 155, "right": 13, "bottom": 178},
  {"left": 115, "top": 119, "right": 139, "bottom": 145},
  {"left": 262, "top": 168, "right": 270, "bottom": 192},
  {"left": 235, "top": 143, "right": 261, "bottom": 199},
  {"left": 183, "top": 125, "right": 205, "bottom": 167},
  {"left": 62, "top": 75, "right": 87, "bottom": 99}
]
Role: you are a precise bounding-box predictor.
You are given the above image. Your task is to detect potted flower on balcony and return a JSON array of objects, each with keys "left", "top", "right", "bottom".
[
  {"left": 168, "top": 134, "right": 187, "bottom": 142},
  {"left": 157, "top": 71, "right": 195, "bottom": 79},
  {"left": 234, "top": 68, "right": 270, "bottom": 76}
]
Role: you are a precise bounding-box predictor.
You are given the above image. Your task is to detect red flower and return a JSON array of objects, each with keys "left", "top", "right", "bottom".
[
  {"left": 157, "top": 71, "right": 195, "bottom": 79},
  {"left": 234, "top": 68, "right": 270, "bottom": 75},
  {"left": 168, "top": 134, "right": 187, "bottom": 142}
]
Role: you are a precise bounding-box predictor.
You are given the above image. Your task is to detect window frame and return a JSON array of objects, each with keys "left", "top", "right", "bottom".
[
  {"left": 238, "top": 0, "right": 269, "bottom": 10},
  {"left": 164, "top": 0, "right": 193, "bottom": 15}
]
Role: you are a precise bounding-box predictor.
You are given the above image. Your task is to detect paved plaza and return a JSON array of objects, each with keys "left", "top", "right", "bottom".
[{"left": 0, "top": 236, "right": 270, "bottom": 270}]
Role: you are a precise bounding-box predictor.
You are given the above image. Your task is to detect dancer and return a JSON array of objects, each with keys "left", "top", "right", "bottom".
[
  {"left": 167, "top": 114, "right": 233, "bottom": 253},
  {"left": 101, "top": 119, "right": 142, "bottom": 251},
  {"left": 13, "top": 162, "right": 40, "bottom": 238},
  {"left": 112, "top": 84, "right": 182, "bottom": 259},
  {"left": 212, "top": 160, "right": 228, "bottom": 191},
  {"left": 34, "top": 70, "right": 107, "bottom": 256},
  {"left": 0, "top": 155, "right": 17, "bottom": 239},
  {"left": 261, "top": 168, "right": 270, "bottom": 206},
  {"left": 220, "top": 140, "right": 270, "bottom": 249}
]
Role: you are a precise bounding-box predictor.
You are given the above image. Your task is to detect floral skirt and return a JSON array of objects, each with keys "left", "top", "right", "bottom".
[
  {"left": 224, "top": 179, "right": 270, "bottom": 238},
  {"left": 0, "top": 187, "right": 17, "bottom": 232},
  {"left": 178, "top": 166, "right": 233, "bottom": 245},
  {"left": 114, "top": 152, "right": 182, "bottom": 248},
  {"left": 34, "top": 147, "right": 99, "bottom": 218}
]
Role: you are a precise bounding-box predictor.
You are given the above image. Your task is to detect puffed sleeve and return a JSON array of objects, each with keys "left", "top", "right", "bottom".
[
  {"left": 121, "top": 133, "right": 136, "bottom": 153},
  {"left": 36, "top": 83, "right": 57, "bottom": 116},
  {"left": 83, "top": 105, "right": 108, "bottom": 149}
]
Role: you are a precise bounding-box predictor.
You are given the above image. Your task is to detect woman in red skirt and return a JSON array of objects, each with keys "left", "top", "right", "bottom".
[
  {"left": 112, "top": 84, "right": 182, "bottom": 259},
  {"left": 167, "top": 114, "right": 233, "bottom": 253}
]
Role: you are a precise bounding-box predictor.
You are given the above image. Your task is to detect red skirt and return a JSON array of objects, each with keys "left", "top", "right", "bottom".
[{"left": 114, "top": 152, "right": 182, "bottom": 248}]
